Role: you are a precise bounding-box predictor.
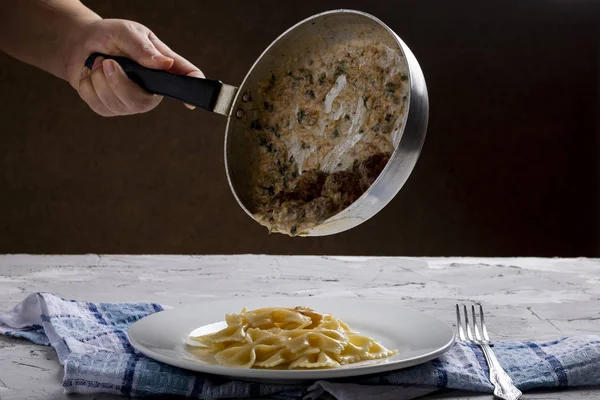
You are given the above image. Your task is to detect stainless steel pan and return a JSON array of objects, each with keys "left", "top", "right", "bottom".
[{"left": 86, "top": 9, "right": 428, "bottom": 236}]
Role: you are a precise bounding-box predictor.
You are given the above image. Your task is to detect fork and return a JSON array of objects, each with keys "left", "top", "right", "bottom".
[{"left": 456, "top": 304, "right": 522, "bottom": 400}]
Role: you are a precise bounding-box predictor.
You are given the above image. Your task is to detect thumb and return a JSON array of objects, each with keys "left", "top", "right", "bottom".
[{"left": 114, "top": 26, "right": 174, "bottom": 70}]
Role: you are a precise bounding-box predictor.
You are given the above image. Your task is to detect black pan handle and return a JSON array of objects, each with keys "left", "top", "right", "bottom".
[{"left": 85, "top": 53, "right": 223, "bottom": 112}]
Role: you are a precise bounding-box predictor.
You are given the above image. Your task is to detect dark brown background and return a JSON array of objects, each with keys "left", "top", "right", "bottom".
[{"left": 0, "top": 0, "right": 598, "bottom": 256}]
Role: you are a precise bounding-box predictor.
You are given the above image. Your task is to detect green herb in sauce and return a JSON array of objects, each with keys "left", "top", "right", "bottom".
[
  {"left": 385, "top": 82, "right": 397, "bottom": 93},
  {"left": 262, "top": 185, "right": 275, "bottom": 196},
  {"left": 279, "top": 163, "right": 287, "bottom": 175},
  {"left": 286, "top": 71, "right": 302, "bottom": 81},
  {"left": 297, "top": 109, "right": 306, "bottom": 123},
  {"left": 258, "top": 136, "right": 275, "bottom": 153},
  {"left": 334, "top": 61, "right": 347, "bottom": 78},
  {"left": 268, "top": 125, "right": 280, "bottom": 138}
]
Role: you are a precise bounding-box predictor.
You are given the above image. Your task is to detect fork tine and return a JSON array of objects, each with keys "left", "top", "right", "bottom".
[
  {"left": 456, "top": 304, "right": 466, "bottom": 340},
  {"left": 472, "top": 305, "right": 482, "bottom": 341},
  {"left": 464, "top": 305, "right": 474, "bottom": 341},
  {"left": 479, "top": 304, "right": 491, "bottom": 341}
]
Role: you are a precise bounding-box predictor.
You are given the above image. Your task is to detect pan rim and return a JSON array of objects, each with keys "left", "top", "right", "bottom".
[{"left": 224, "top": 9, "right": 426, "bottom": 237}]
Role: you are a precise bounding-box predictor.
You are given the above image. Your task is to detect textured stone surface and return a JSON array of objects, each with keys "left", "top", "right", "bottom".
[{"left": 0, "top": 255, "right": 599, "bottom": 399}]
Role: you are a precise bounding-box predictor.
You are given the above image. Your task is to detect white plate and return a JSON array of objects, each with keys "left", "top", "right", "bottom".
[{"left": 128, "top": 298, "right": 455, "bottom": 382}]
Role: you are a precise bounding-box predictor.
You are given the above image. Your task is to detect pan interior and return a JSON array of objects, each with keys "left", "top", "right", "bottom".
[{"left": 225, "top": 11, "right": 409, "bottom": 235}]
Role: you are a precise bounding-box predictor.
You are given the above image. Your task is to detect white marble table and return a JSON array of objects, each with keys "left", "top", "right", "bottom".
[{"left": 0, "top": 255, "right": 599, "bottom": 400}]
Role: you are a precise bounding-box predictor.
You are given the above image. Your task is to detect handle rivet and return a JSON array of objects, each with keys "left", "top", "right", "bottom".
[
  {"left": 236, "top": 109, "right": 244, "bottom": 118},
  {"left": 242, "top": 93, "right": 250, "bottom": 102}
]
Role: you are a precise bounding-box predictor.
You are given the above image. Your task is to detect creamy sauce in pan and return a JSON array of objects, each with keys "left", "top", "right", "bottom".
[{"left": 239, "top": 38, "right": 410, "bottom": 236}]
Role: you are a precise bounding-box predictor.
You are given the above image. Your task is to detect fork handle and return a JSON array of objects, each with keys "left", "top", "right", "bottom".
[{"left": 480, "top": 343, "right": 522, "bottom": 400}]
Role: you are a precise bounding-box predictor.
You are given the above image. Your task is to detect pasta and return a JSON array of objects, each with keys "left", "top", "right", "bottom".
[{"left": 186, "top": 306, "right": 397, "bottom": 369}]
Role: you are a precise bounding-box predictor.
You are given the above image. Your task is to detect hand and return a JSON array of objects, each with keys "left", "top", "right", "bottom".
[{"left": 64, "top": 19, "right": 203, "bottom": 117}]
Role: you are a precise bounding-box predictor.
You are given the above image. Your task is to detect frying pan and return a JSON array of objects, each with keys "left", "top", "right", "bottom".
[{"left": 85, "top": 9, "right": 428, "bottom": 236}]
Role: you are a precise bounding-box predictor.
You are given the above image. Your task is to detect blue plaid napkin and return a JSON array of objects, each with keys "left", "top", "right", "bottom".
[{"left": 1, "top": 293, "right": 599, "bottom": 400}]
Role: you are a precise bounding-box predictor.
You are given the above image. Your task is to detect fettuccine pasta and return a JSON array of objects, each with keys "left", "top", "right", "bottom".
[{"left": 186, "top": 306, "right": 397, "bottom": 369}]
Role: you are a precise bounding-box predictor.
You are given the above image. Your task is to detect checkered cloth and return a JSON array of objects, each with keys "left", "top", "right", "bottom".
[{"left": 1, "top": 293, "right": 599, "bottom": 400}]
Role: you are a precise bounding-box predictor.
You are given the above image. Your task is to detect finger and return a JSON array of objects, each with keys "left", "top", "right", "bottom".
[
  {"left": 113, "top": 25, "right": 204, "bottom": 112},
  {"left": 102, "top": 59, "right": 162, "bottom": 113},
  {"left": 150, "top": 35, "right": 205, "bottom": 110},
  {"left": 78, "top": 75, "right": 116, "bottom": 117},
  {"left": 182, "top": 70, "right": 207, "bottom": 110},
  {"left": 90, "top": 61, "right": 131, "bottom": 115},
  {"left": 79, "top": 53, "right": 103, "bottom": 86},
  {"left": 149, "top": 34, "right": 204, "bottom": 77},
  {"left": 112, "top": 23, "right": 174, "bottom": 70},
  {"left": 186, "top": 71, "right": 205, "bottom": 79}
]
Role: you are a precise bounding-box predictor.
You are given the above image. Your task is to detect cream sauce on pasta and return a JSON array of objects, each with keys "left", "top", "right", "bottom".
[{"left": 186, "top": 306, "right": 397, "bottom": 369}]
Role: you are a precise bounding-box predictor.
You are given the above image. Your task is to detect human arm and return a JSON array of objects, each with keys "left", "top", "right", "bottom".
[{"left": 0, "top": 0, "right": 203, "bottom": 116}]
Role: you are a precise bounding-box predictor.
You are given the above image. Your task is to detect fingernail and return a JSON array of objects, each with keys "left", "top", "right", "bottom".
[
  {"left": 152, "top": 54, "right": 174, "bottom": 64},
  {"left": 103, "top": 60, "right": 115, "bottom": 77},
  {"left": 184, "top": 103, "right": 196, "bottom": 110},
  {"left": 92, "top": 57, "right": 104, "bottom": 70},
  {"left": 187, "top": 70, "right": 206, "bottom": 79}
]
